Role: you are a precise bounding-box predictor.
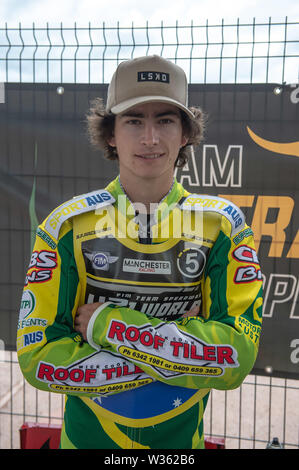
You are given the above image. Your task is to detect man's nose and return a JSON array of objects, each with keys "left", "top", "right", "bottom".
[{"left": 140, "top": 122, "right": 160, "bottom": 146}]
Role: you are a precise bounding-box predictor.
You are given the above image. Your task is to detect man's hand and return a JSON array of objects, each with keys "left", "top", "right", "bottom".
[
  {"left": 74, "top": 302, "right": 103, "bottom": 341},
  {"left": 74, "top": 302, "right": 200, "bottom": 342},
  {"left": 182, "top": 305, "right": 200, "bottom": 318}
]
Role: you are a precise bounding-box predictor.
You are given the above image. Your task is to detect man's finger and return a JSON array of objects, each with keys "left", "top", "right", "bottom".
[{"left": 182, "top": 305, "right": 200, "bottom": 318}]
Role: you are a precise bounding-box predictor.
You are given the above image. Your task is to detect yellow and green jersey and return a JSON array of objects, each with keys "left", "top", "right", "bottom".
[{"left": 17, "top": 177, "right": 263, "bottom": 449}]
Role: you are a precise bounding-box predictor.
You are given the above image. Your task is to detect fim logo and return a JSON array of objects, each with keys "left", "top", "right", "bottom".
[
  {"left": 84, "top": 252, "right": 118, "bottom": 271},
  {"left": 0, "top": 339, "right": 5, "bottom": 363}
]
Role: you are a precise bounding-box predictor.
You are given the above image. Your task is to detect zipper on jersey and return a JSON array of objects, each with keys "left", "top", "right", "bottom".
[{"left": 135, "top": 211, "right": 153, "bottom": 245}]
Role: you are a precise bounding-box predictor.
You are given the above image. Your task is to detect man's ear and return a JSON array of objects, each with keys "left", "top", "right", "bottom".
[
  {"left": 181, "top": 135, "right": 188, "bottom": 147},
  {"left": 108, "top": 135, "right": 116, "bottom": 147}
]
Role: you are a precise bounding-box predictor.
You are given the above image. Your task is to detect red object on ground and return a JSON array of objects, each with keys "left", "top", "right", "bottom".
[
  {"left": 204, "top": 437, "right": 225, "bottom": 449},
  {"left": 19, "top": 422, "right": 225, "bottom": 449},
  {"left": 19, "top": 422, "right": 61, "bottom": 449}
]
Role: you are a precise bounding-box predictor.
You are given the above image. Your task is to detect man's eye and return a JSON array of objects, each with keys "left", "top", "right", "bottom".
[
  {"left": 127, "top": 119, "right": 141, "bottom": 125},
  {"left": 159, "top": 118, "right": 173, "bottom": 124}
]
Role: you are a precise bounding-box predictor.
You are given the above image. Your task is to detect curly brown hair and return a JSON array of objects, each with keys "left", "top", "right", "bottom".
[{"left": 86, "top": 98, "right": 205, "bottom": 168}]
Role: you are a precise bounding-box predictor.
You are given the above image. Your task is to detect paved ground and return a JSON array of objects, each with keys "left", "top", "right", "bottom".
[{"left": 1, "top": 351, "right": 298, "bottom": 449}]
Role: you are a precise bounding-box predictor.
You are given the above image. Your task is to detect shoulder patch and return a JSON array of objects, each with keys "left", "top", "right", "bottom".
[
  {"left": 44, "top": 190, "right": 115, "bottom": 240},
  {"left": 180, "top": 194, "right": 245, "bottom": 236}
]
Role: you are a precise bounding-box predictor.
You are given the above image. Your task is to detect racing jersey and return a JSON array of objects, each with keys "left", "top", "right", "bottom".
[{"left": 17, "top": 177, "right": 263, "bottom": 449}]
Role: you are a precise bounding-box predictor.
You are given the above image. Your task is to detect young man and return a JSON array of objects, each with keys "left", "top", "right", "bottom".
[{"left": 17, "top": 55, "right": 263, "bottom": 449}]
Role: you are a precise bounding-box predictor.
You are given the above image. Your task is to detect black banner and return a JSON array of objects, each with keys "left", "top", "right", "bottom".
[{"left": 0, "top": 82, "right": 298, "bottom": 379}]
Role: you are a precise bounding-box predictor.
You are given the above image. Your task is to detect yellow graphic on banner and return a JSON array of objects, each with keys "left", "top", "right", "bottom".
[{"left": 247, "top": 126, "right": 299, "bottom": 157}]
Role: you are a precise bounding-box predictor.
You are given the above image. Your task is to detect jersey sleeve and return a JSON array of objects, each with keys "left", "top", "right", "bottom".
[
  {"left": 17, "top": 220, "right": 153, "bottom": 397},
  {"left": 86, "top": 216, "right": 263, "bottom": 391}
]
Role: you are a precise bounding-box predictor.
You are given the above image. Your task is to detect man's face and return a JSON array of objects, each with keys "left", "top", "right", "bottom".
[{"left": 108, "top": 102, "right": 188, "bottom": 183}]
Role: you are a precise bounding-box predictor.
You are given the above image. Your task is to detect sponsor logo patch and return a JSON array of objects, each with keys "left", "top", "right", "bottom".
[
  {"left": 84, "top": 251, "right": 118, "bottom": 271},
  {"left": 123, "top": 258, "right": 171, "bottom": 274},
  {"left": 17, "top": 330, "right": 44, "bottom": 350},
  {"left": 181, "top": 194, "right": 245, "bottom": 236},
  {"left": 107, "top": 319, "right": 239, "bottom": 378},
  {"left": 25, "top": 250, "right": 57, "bottom": 285},
  {"left": 233, "top": 227, "right": 253, "bottom": 245},
  {"left": 177, "top": 247, "right": 206, "bottom": 279},
  {"left": 45, "top": 190, "right": 115, "bottom": 239},
  {"left": 137, "top": 71, "right": 170, "bottom": 83},
  {"left": 19, "top": 290, "right": 36, "bottom": 320},
  {"left": 36, "top": 227, "right": 57, "bottom": 249},
  {"left": 35, "top": 351, "right": 152, "bottom": 395},
  {"left": 232, "top": 245, "right": 260, "bottom": 265},
  {"left": 234, "top": 266, "right": 263, "bottom": 283},
  {"left": 18, "top": 290, "right": 47, "bottom": 330}
]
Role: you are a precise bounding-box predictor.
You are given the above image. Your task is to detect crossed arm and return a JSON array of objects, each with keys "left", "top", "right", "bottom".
[{"left": 74, "top": 302, "right": 200, "bottom": 341}]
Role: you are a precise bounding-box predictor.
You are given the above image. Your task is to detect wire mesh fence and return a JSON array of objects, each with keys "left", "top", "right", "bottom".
[
  {"left": 0, "top": 19, "right": 299, "bottom": 449},
  {"left": 0, "top": 19, "right": 299, "bottom": 84}
]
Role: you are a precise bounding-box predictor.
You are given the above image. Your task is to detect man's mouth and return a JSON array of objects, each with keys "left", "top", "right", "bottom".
[{"left": 135, "top": 153, "right": 164, "bottom": 159}]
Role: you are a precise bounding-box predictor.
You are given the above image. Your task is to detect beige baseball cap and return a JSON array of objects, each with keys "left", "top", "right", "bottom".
[{"left": 106, "top": 55, "right": 194, "bottom": 118}]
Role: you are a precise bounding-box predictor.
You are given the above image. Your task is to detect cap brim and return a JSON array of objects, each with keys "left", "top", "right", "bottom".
[{"left": 110, "top": 95, "right": 195, "bottom": 118}]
